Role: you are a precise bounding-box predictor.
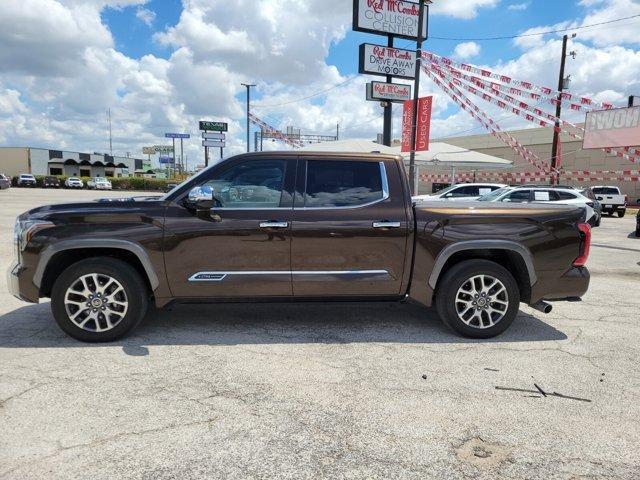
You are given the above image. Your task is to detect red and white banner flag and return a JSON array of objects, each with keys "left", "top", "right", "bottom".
[
  {"left": 401, "top": 96, "right": 432, "bottom": 153},
  {"left": 416, "top": 96, "right": 432, "bottom": 152},
  {"left": 401, "top": 99, "right": 414, "bottom": 153}
]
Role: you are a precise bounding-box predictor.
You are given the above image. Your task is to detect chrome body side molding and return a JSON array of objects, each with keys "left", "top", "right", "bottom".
[{"left": 188, "top": 270, "right": 391, "bottom": 282}]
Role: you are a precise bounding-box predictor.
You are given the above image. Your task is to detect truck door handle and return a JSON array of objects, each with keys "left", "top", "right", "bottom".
[
  {"left": 260, "top": 221, "right": 289, "bottom": 229},
  {"left": 373, "top": 221, "right": 401, "bottom": 229}
]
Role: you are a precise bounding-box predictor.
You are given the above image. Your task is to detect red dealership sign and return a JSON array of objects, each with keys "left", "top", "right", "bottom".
[{"left": 401, "top": 96, "right": 432, "bottom": 152}]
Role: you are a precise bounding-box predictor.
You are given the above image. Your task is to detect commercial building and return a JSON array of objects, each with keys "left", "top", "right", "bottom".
[
  {"left": 0, "top": 147, "right": 149, "bottom": 178},
  {"left": 422, "top": 125, "right": 640, "bottom": 201}
]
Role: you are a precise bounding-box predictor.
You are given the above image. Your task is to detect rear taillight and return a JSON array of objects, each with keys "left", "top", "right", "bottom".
[{"left": 573, "top": 223, "right": 591, "bottom": 267}]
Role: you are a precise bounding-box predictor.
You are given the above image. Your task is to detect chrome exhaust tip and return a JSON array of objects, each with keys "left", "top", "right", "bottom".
[{"left": 530, "top": 301, "right": 553, "bottom": 314}]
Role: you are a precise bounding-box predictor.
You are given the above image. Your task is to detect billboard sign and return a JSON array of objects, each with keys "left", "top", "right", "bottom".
[
  {"left": 202, "top": 132, "right": 226, "bottom": 140},
  {"left": 153, "top": 145, "right": 174, "bottom": 153},
  {"left": 401, "top": 97, "right": 432, "bottom": 152},
  {"left": 202, "top": 140, "right": 226, "bottom": 148},
  {"left": 368, "top": 81, "right": 412, "bottom": 103},
  {"left": 165, "top": 133, "right": 190, "bottom": 139},
  {"left": 199, "top": 121, "right": 228, "bottom": 132},
  {"left": 142, "top": 147, "right": 155, "bottom": 155},
  {"left": 159, "top": 156, "right": 174, "bottom": 164},
  {"left": 353, "top": 0, "right": 428, "bottom": 41},
  {"left": 583, "top": 106, "right": 640, "bottom": 149},
  {"left": 359, "top": 43, "right": 416, "bottom": 79}
]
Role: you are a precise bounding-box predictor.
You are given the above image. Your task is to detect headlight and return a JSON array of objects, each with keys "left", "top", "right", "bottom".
[{"left": 15, "top": 219, "right": 55, "bottom": 251}]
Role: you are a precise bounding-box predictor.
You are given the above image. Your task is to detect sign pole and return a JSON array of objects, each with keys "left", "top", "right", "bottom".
[
  {"left": 408, "top": 1, "right": 427, "bottom": 195},
  {"left": 180, "top": 138, "right": 184, "bottom": 176},
  {"left": 383, "top": 34, "right": 394, "bottom": 146},
  {"left": 171, "top": 138, "right": 176, "bottom": 179},
  {"left": 205, "top": 146, "right": 209, "bottom": 168}
]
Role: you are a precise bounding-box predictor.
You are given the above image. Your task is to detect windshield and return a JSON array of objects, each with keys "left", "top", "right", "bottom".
[
  {"left": 592, "top": 187, "right": 619, "bottom": 195},
  {"left": 478, "top": 187, "right": 511, "bottom": 201},
  {"left": 429, "top": 184, "right": 459, "bottom": 196}
]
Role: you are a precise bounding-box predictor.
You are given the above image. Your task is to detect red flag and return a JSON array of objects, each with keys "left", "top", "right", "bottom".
[
  {"left": 416, "top": 96, "right": 433, "bottom": 152},
  {"left": 401, "top": 96, "right": 433, "bottom": 152},
  {"left": 401, "top": 100, "right": 414, "bottom": 153}
]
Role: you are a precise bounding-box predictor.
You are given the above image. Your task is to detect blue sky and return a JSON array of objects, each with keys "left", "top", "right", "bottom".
[
  {"left": 1, "top": 0, "right": 639, "bottom": 162},
  {"left": 102, "top": 0, "right": 582, "bottom": 77}
]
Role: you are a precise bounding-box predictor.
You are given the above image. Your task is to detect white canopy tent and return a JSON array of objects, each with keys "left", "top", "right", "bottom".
[
  {"left": 298, "top": 138, "right": 512, "bottom": 169},
  {"left": 298, "top": 139, "right": 512, "bottom": 190}
]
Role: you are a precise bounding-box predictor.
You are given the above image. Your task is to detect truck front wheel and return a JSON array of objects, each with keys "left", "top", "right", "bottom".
[
  {"left": 51, "top": 257, "right": 149, "bottom": 342},
  {"left": 436, "top": 260, "right": 520, "bottom": 339}
]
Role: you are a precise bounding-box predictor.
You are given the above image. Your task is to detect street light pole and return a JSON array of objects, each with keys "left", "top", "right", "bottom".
[{"left": 241, "top": 83, "right": 256, "bottom": 153}]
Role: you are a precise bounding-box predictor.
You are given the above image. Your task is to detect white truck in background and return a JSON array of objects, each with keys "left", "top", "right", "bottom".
[{"left": 591, "top": 186, "right": 627, "bottom": 218}]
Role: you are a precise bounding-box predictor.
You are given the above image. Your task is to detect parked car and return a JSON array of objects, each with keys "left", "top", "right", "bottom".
[
  {"left": 478, "top": 186, "right": 598, "bottom": 226},
  {"left": 64, "top": 177, "right": 84, "bottom": 189},
  {"left": 43, "top": 176, "right": 61, "bottom": 188},
  {"left": 591, "top": 186, "right": 627, "bottom": 218},
  {"left": 0, "top": 173, "right": 10, "bottom": 190},
  {"left": 164, "top": 183, "right": 179, "bottom": 193},
  {"left": 8, "top": 152, "right": 591, "bottom": 342},
  {"left": 87, "top": 177, "right": 112, "bottom": 190},
  {"left": 579, "top": 187, "right": 602, "bottom": 227},
  {"left": 413, "top": 183, "right": 506, "bottom": 202},
  {"left": 16, "top": 173, "right": 37, "bottom": 187}
]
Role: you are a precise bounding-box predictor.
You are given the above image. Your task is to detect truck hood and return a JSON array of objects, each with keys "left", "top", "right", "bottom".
[{"left": 21, "top": 197, "right": 164, "bottom": 221}]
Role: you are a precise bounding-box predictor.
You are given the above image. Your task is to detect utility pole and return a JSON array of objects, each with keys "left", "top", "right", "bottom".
[
  {"left": 408, "top": 0, "right": 428, "bottom": 195},
  {"left": 107, "top": 108, "right": 113, "bottom": 155},
  {"left": 336, "top": 123, "right": 340, "bottom": 140},
  {"left": 550, "top": 34, "right": 575, "bottom": 185},
  {"left": 382, "top": 34, "right": 394, "bottom": 146},
  {"left": 241, "top": 83, "right": 256, "bottom": 152}
]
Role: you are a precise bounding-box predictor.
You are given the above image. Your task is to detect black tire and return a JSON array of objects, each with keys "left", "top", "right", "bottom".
[
  {"left": 51, "top": 257, "right": 148, "bottom": 342},
  {"left": 618, "top": 209, "right": 626, "bottom": 218},
  {"left": 435, "top": 259, "right": 520, "bottom": 339},
  {"left": 595, "top": 216, "right": 601, "bottom": 227},
  {"left": 636, "top": 226, "right": 640, "bottom": 238}
]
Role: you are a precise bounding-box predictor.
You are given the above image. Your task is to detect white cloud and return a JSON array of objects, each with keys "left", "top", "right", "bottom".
[
  {"left": 508, "top": 2, "right": 530, "bottom": 11},
  {"left": 433, "top": 0, "right": 500, "bottom": 19},
  {"left": 453, "top": 42, "right": 481, "bottom": 59},
  {"left": 1, "top": 0, "right": 640, "bottom": 161},
  {"left": 135, "top": 6, "right": 155, "bottom": 27}
]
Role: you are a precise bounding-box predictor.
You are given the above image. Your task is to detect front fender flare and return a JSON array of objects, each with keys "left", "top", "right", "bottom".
[{"left": 34, "top": 239, "right": 159, "bottom": 291}]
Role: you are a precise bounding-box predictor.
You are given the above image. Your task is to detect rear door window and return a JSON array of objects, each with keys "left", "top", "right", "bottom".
[
  {"left": 503, "top": 190, "right": 531, "bottom": 203},
  {"left": 303, "top": 160, "right": 385, "bottom": 208}
]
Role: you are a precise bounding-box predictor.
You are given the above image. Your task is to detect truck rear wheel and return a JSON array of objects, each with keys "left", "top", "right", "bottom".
[
  {"left": 51, "top": 257, "right": 148, "bottom": 342},
  {"left": 436, "top": 260, "right": 520, "bottom": 339},
  {"left": 618, "top": 209, "right": 626, "bottom": 218}
]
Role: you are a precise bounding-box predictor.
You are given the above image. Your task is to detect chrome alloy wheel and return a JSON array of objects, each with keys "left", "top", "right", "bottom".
[
  {"left": 64, "top": 273, "right": 128, "bottom": 332},
  {"left": 455, "top": 274, "right": 509, "bottom": 329}
]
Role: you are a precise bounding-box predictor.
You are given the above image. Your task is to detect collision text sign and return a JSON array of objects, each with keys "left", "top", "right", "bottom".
[
  {"left": 583, "top": 106, "right": 640, "bottom": 149},
  {"left": 353, "top": 0, "right": 428, "bottom": 40},
  {"left": 359, "top": 43, "right": 416, "bottom": 79},
  {"left": 368, "top": 81, "right": 412, "bottom": 102}
]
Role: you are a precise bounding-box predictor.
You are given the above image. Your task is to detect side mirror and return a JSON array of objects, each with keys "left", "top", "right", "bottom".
[{"left": 188, "top": 187, "right": 223, "bottom": 221}]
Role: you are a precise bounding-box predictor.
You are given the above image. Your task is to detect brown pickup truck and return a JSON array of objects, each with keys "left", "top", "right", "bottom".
[{"left": 8, "top": 152, "right": 591, "bottom": 342}]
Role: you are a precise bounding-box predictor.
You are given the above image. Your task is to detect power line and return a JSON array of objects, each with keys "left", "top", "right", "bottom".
[
  {"left": 429, "top": 13, "right": 640, "bottom": 41},
  {"left": 254, "top": 77, "right": 358, "bottom": 108}
]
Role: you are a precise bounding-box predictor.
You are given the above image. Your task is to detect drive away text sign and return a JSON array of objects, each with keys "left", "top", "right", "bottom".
[
  {"left": 165, "top": 133, "right": 190, "bottom": 139},
  {"left": 353, "top": 0, "right": 428, "bottom": 40},
  {"left": 583, "top": 106, "right": 640, "bottom": 149},
  {"left": 368, "top": 81, "right": 412, "bottom": 103},
  {"left": 359, "top": 43, "right": 416, "bottom": 79},
  {"left": 401, "top": 96, "right": 432, "bottom": 152}
]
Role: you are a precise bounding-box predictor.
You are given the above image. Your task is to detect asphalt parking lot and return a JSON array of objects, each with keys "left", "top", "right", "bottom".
[{"left": 1, "top": 188, "right": 639, "bottom": 479}]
